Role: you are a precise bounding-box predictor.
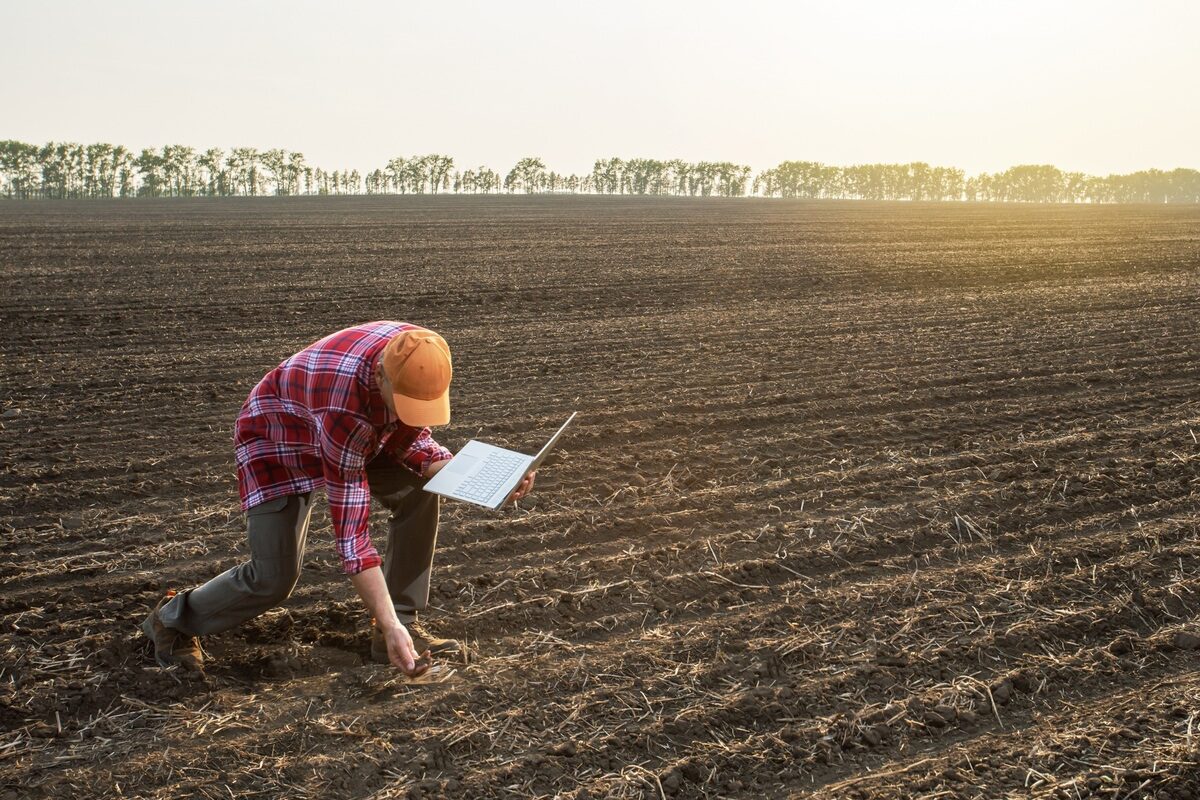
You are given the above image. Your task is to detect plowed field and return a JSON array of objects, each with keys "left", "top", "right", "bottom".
[{"left": 2, "top": 197, "right": 1199, "bottom": 799}]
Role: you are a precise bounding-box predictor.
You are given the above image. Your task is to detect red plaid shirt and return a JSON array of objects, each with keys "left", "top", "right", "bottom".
[{"left": 234, "top": 321, "right": 453, "bottom": 575}]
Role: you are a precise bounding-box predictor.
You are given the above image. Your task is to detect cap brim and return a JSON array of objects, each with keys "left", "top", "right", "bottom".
[{"left": 393, "top": 390, "right": 450, "bottom": 427}]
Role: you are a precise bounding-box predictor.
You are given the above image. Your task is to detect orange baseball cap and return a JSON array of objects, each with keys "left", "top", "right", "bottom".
[{"left": 381, "top": 328, "right": 452, "bottom": 426}]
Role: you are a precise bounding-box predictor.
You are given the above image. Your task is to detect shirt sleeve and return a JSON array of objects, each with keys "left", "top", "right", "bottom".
[
  {"left": 317, "top": 412, "right": 383, "bottom": 575},
  {"left": 382, "top": 427, "right": 453, "bottom": 476}
]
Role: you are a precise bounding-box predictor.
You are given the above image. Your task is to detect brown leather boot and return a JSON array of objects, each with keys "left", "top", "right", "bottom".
[
  {"left": 370, "top": 618, "right": 467, "bottom": 665},
  {"left": 141, "top": 592, "right": 205, "bottom": 673}
]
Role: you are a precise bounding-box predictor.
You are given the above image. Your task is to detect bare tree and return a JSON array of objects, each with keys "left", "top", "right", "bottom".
[
  {"left": 198, "top": 148, "right": 226, "bottom": 196},
  {"left": 134, "top": 148, "right": 165, "bottom": 197},
  {"left": 504, "top": 157, "right": 547, "bottom": 193},
  {"left": 160, "top": 145, "right": 197, "bottom": 196},
  {"left": 226, "top": 148, "right": 260, "bottom": 196},
  {"left": 0, "top": 140, "right": 40, "bottom": 198}
]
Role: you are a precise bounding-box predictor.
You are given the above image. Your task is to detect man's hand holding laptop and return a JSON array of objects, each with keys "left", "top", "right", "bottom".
[
  {"left": 425, "top": 458, "right": 537, "bottom": 504},
  {"left": 510, "top": 471, "right": 536, "bottom": 501}
]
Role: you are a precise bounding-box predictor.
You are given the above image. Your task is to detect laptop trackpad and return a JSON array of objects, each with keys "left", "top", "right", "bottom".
[{"left": 445, "top": 454, "right": 479, "bottom": 475}]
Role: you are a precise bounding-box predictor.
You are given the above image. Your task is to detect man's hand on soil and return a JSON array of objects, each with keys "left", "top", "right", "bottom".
[
  {"left": 380, "top": 620, "right": 419, "bottom": 673},
  {"left": 510, "top": 470, "right": 536, "bottom": 503}
]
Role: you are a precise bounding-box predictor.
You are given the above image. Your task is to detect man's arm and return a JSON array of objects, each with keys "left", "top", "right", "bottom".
[
  {"left": 350, "top": 566, "right": 417, "bottom": 672},
  {"left": 318, "top": 413, "right": 419, "bottom": 672},
  {"left": 396, "top": 427, "right": 454, "bottom": 476},
  {"left": 319, "top": 413, "right": 383, "bottom": 574}
]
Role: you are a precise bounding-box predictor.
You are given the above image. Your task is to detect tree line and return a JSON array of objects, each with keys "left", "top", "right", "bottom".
[
  {"left": 0, "top": 141, "right": 364, "bottom": 200},
  {"left": 754, "top": 161, "right": 1200, "bottom": 204},
  {"left": 2, "top": 140, "right": 1197, "bottom": 203}
]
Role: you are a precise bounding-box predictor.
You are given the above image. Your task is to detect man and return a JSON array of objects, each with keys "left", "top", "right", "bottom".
[{"left": 140, "top": 321, "right": 534, "bottom": 675}]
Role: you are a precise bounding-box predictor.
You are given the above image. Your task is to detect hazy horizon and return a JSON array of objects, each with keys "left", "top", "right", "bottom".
[{"left": 3, "top": 1, "right": 1197, "bottom": 176}]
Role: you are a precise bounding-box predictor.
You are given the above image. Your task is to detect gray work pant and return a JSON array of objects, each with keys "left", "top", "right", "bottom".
[{"left": 159, "top": 458, "right": 440, "bottom": 636}]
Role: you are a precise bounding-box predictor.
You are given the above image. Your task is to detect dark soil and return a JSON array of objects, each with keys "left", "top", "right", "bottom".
[{"left": 1, "top": 196, "right": 1199, "bottom": 798}]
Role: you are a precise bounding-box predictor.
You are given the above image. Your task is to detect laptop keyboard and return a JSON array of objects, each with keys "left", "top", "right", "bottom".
[{"left": 456, "top": 452, "right": 527, "bottom": 504}]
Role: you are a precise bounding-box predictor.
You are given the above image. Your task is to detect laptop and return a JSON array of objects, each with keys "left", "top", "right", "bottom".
[{"left": 422, "top": 412, "right": 577, "bottom": 509}]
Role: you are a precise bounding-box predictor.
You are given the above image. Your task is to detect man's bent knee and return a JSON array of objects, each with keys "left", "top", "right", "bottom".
[{"left": 242, "top": 561, "right": 300, "bottom": 605}]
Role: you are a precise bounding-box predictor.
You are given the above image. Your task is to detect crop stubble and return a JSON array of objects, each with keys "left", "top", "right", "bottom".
[{"left": 1, "top": 197, "right": 1199, "bottom": 798}]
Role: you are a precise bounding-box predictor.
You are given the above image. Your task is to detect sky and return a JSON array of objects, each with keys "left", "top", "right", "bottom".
[{"left": 3, "top": 1, "right": 1197, "bottom": 177}]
